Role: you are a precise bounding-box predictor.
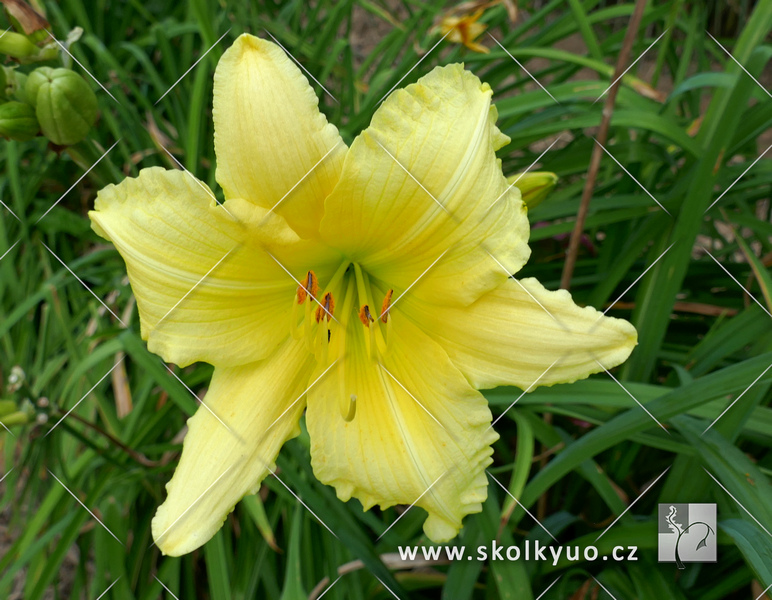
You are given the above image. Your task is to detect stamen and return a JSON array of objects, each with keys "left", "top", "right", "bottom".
[
  {"left": 380, "top": 289, "right": 393, "bottom": 323},
  {"left": 297, "top": 270, "right": 319, "bottom": 304},
  {"left": 358, "top": 305, "right": 375, "bottom": 327},
  {"left": 314, "top": 292, "right": 335, "bottom": 323}
]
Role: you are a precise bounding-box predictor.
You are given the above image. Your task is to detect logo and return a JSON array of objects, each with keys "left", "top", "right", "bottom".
[{"left": 658, "top": 503, "right": 716, "bottom": 568}]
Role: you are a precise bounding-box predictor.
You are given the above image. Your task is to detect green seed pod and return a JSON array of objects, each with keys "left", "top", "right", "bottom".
[
  {"left": 27, "top": 67, "right": 97, "bottom": 145},
  {"left": 12, "top": 72, "right": 28, "bottom": 104},
  {"left": 507, "top": 171, "right": 558, "bottom": 209},
  {"left": 0, "top": 101, "right": 39, "bottom": 141},
  {"left": 25, "top": 66, "right": 52, "bottom": 107}
]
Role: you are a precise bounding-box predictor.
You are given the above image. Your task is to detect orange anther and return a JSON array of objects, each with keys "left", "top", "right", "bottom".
[
  {"left": 314, "top": 292, "right": 334, "bottom": 323},
  {"left": 359, "top": 305, "right": 375, "bottom": 327},
  {"left": 297, "top": 270, "right": 319, "bottom": 304},
  {"left": 380, "top": 289, "right": 393, "bottom": 323}
]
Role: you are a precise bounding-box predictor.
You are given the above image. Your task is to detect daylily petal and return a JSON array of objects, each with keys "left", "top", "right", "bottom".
[
  {"left": 405, "top": 277, "right": 638, "bottom": 390},
  {"left": 151, "top": 336, "right": 314, "bottom": 556},
  {"left": 90, "top": 167, "right": 336, "bottom": 368},
  {"left": 306, "top": 314, "right": 498, "bottom": 542},
  {"left": 319, "top": 63, "right": 530, "bottom": 306},
  {"left": 213, "top": 34, "right": 346, "bottom": 239}
]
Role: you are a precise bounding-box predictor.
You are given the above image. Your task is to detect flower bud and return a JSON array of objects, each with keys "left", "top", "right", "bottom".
[
  {"left": 0, "top": 399, "right": 17, "bottom": 416},
  {"left": 0, "top": 101, "right": 39, "bottom": 141},
  {"left": 26, "top": 67, "right": 97, "bottom": 145},
  {"left": 507, "top": 171, "right": 558, "bottom": 209},
  {"left": 0, "top": 411, "right": 29, "bottom": 427},
  {"left": 0, "top": 31, "right": 39, "bottom": 59},
  {"left": 0, "top": 399, "right": 29, "bottom": 427}
]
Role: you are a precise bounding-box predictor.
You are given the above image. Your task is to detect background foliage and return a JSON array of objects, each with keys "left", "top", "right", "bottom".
[{"left": 1, "top": 0, "right": 772, "bottom": 598}]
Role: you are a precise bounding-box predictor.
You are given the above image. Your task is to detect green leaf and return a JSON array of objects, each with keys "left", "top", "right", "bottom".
[
  {"left": 280, "top": 504, "right": 307, "bottom": 600},
  {"left": 721, "top": 519, "right": 772, "bottom": 587}
]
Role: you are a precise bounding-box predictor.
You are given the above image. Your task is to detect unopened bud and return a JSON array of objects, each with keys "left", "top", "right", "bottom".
[
  {"left": 0, "top": 31, "right": 39, "bottom": 59},
  {"left": 507, "top": 171, "right": 558, "bottom": 209},
  {"left": 0, "top": 400, "right": 17, "bottom": 416},
  {"left": 0, "top": 101, "right": 39, "bottom": 141},
  {"left": 26, "top": 67, "right": 97, "bottom": 145},
  {"left": 1, "top": 411, "right": 29, "bottom": 427}
]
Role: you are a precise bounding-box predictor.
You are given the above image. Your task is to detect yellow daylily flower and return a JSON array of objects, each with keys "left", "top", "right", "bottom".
[
  {"left": 439, "top": 9, "right": 490, "bottom": 54},
  {"left": 89, "top": 33, "right": 637, "bottom": 556}
]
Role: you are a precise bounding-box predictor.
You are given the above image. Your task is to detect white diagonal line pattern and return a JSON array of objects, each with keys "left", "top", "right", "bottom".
[
  {"left": 153, "top": 247, "right": 237, "bottom": 329},
  {"left": 596, "top": 242, "right": 675, "bottom": 320},
  {"left": 705, "top": 142, "right": 772, "bottom": 213},
  {"left": 163, "top": 364, "right": 237, "bottom": 437},
  {"left": 487, "top": 136, "right": 562, "bottom": 212},
  {"left": 0, "top": 468, "right": 14, "bottom": 485},
  {"left": 47, "top": 469, "right": 124, "bottom": 544},
  {"left": 42, "top": 242, "right": 126, "bottom": 326},
  {"left": 702, "top": 362, "right": 772, "bottom": 435},
  {"left": 266, "top": 251, "right": 338, "bottom": 324},
  {"left": 0, "top": 418, "right": 14, "bottom": 436},
  {"left": 264, "top": 29, "right": 339, "bottom": 104},
  {"left": 0, "top": 240, "right": 20, "bottom": 263},
  {"left": 488, "top": 359, "right": 560, "bottom": 430},
  {"left": 593, "top": 29, "right": 669, "bottom": 104},
  {"left": 156, "top": 28, "right": 232, "bottom": 104},
  {"left": 376, "top": 30, "right": 450, "bottom": 105},
  {"left": 703, "top": 468, "right": 772, "bottom": 538},
  {"left": 595, "top": 466, "right": 671, "bottom": 541},
  {"left": 382, "top": 246, "right": 451, "bottom": 319},
  {"left": 264, "top": 141, "right": 343, "bottom": 218},
  {"left": 270, "top": 471, "right": 338, "bottom": 539},
  {"left": 0, "top": 198, "right": 20, "bottom": 221},
  {"left": 46, "top": 356, "right": 126, "bottom": 436},
  {"left": 153, "top": 465, "right": 234, "bottom": 547},
  {"left": 372, "top": 574, "right": 401, "bottom": 600},
  {"left": 595, "top": 358, "right": 669, "bottom": 433},
  {"left": 0, "top": 419, "right": 14, "bottom": 436},
  {"left": 316, "top": 575, "right": 343, "bottom": 599},
  {"left": 592, "top": 575, "right": 620, "bottom": 600},
  {"left": 488, "top": 470, "right": 558, "bottom": 542},
  {"left": 701, "top": 247, "right": 772, "bottom": 319},
  {"left": 153, "top": 575, "right": 181, "bottom": 600},
  {"left": 37, "top": 140, "right": 121, "bottom": 224},
  {"left": 373, "top": 138, "right": 449, "bottom": 215},
  {"left": 593, "top": 138, "right": 671, "bottom": 216},
  {"left": 707, "top": 31, "right": 772, "bottom": 100},
  {"left": 487, "top": 32, "right": 560, "bottom": 105},
  {"left": 484, "top": 248, "right": 568, "bottom": 329},
  {"left": 376, "top": 470, "right": 447, "bottom": 541},
  {"left": 159, "top": 144, "right": 235, "bottom": 220},
  {"left": 265, "top": 359, "right": 340, "bottom": 433},
  {"left": 535, "top": 576, "right": 562, "bottom": 600},
  {"left": 378, "top": 363, "right": 446, "bottom": 432},
  {"left": 95, "top": 577, "right": 121, "bottom": 600},
  {"left": 754, "top": 583, "right": 772, "bottom": 600},
  {"left": 45, "top": 30, "right": 120, "bottom": 105}
]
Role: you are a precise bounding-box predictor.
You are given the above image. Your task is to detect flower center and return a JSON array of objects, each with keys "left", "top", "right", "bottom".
[{"left": 291, "top": 261, "right": 393, "bottom": 421}]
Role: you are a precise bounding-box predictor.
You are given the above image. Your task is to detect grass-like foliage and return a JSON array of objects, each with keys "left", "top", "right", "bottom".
[{"left": 1, "top": 0, "right": 772, "bottom": 598}]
